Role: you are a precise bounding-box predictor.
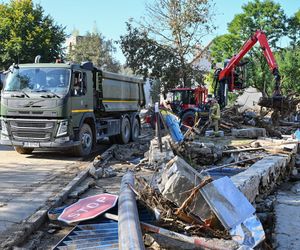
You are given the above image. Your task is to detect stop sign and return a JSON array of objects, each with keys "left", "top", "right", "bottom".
[{"left": 58, "top": 193, "right": 118, "bottom": 224}]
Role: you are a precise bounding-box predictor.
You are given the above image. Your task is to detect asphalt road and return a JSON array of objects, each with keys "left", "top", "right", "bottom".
[{"left": 0, "top": 142, "right": 110, "bottom": 240}]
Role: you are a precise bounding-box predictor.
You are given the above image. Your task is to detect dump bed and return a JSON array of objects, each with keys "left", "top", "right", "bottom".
[{"left": 99, "top": 71, "right": 145, "bottom": 112}]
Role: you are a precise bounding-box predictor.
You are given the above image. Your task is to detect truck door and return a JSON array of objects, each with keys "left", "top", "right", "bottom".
[{"left": 71, "top": 71, "right": 93, "bottom": 128}]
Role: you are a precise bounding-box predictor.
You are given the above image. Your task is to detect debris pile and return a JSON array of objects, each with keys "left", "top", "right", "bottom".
[
  {"left": 177, "top": 141, "right": 223, "bottom": 165},
  {"left": 218, "top": 103, "right": 300, "bottom": 138},
  {"left": 44, "top": 101, "right": 299, "bottom": 250}
]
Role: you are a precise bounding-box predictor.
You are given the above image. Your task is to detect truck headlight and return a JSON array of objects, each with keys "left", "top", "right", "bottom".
[
  {"left": 56, "top": 120, "right": 68, "bottom": 137},
  {"left": 1, "top": 120, "right": 8, "bottom": 135}
]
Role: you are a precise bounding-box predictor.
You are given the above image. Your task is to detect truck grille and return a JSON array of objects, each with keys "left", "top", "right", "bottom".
[{"left": 8, "top": 119, "right": 55, "bottom": 142}]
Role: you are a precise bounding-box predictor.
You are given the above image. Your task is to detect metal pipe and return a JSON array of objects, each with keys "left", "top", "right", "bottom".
[
  {"left": 105, "top": 213, "right": 238, "bottom": 250},
  {"left": 155, "top": 102, "right": 163, "bottom": 152},
  {"left": 118, "top": 171, "right": 145, "bottom": 250}
]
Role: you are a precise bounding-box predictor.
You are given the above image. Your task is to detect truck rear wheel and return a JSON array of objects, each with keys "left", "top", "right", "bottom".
[
  {"left": 14, "top": 146, "right": 34, "bottom": 154},
  {"left": 117, "top": 117, "right": 131, "bottom": 144},
  {"left": 73, "top": 123, "right": 93, "bottom": 156},
  {"left": 131, "top": 117, "right": 140, "bottom": 141}
]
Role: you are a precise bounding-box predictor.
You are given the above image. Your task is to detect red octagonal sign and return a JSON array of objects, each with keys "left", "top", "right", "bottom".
[{"left": 58, "top": 193, "right": 118, "bottom": 224}]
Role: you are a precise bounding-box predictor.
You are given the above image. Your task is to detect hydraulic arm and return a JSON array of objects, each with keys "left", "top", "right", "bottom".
[{"left": 214, "top": 30, "right": 281, "bottom": 107}]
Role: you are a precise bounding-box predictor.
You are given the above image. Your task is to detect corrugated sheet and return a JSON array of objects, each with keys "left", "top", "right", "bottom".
[{"left": 54, "top": 220, "right": 118, "bottom": 250}]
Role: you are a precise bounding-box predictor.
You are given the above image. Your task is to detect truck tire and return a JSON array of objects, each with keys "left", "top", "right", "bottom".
[
  {"left": 131, "top": 117, "right": 140, "bottom": 141},
  {"left": 116, "top": 117, "right": 131, "bottom": 144},
  {"left": 73, "top": 123, "right": 93, "bottom": 156},
  {"left": 181, "top": 111, "right": 195, "bottom": 128},
  {"left": 14, "top": 146, "right": 34, "bottom": 154}
]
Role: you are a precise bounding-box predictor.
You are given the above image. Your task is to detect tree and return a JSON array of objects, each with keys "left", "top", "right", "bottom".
[
  {"left": 276, "top": 47, "right": 300, "bottom": 94},
  {"left": 0, "top": 0, "right": 65, "bottom": 69},
  {"left": 67, "top": 31, "right": 120, "bottom": 73},
  {"left": 228, "top": 0, "right": 286, "bottom": 47},
  {"left": 120, "top": 22, "right": 204, "bottom": 92},
  {"left": 287, "top": 9, "right": 300, "bottom": 47},
  {"left": 210, "top": 34, "right": 242, "bottom": 62},
  {"left": 120, "top": 0, "right": 215, "bottom": 88}
]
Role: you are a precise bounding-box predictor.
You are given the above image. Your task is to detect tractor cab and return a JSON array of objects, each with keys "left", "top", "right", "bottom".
[
  {"left": 167, "top": 86, "right": 210, "bottom": 127},
  {"left": 168, "top": 86, "right": 208, "bottom": 115}
]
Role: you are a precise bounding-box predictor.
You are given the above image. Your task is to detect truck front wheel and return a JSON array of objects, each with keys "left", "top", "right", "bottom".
[
  {"left": 74, "top": 123, "right": 93, "bottom": 156},
  {"left": 117, "top": 117, "right": 131, "bottom": 144},
  {"left": 14, "top": 146, "right": 34, "bottom": 154}
]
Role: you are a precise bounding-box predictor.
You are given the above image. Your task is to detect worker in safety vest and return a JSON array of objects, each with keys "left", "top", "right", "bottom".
[{"left": 209, "top": 98, "right": 221, "bottom": 132}]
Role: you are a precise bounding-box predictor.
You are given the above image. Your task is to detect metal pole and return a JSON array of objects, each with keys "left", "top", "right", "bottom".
[
  {"left": 118, "top": 171, "right": 145, "bottom": 250},
  {"left": 155, "top": 102, "right": 163, "bottom": 152},
  {"left": 105, "top": 213, "right": 238, "bottom": 250}
]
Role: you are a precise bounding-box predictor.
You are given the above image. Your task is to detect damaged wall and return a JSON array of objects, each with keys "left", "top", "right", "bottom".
[{"left": 231, "top": 141, "right": 297, "bottom": 203}]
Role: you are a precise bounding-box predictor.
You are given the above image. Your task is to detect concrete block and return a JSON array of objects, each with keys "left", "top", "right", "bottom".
[
  {"left": 157, "top": 156, "right": 211, "bottom": 220},
  {"left": 232, "top": 128, "right": 266, "bottom": 139}
]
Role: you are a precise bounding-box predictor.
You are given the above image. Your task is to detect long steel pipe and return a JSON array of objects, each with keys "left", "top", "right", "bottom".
[{"left": 118, "top": 171, "right": 145, "bottom": 250}]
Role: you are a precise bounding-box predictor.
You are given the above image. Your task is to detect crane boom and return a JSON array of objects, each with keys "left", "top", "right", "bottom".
[{"left": 214, "top": 30, "right": 281, "bottom": 107}]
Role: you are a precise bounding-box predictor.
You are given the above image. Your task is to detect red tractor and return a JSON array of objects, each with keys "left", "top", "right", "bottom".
[{"left": 168, "top": 86, "right": 210, "bottom": 127}]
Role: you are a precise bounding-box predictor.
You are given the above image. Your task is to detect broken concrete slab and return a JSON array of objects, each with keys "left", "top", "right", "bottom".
[
  {"left": 69, "top": 178, "right": 95, "bottom": 199},
  {"left": 89, "top": 165, "right": 104, "bottom": 179},
  {"left": 232, "top": 128, "right": 266, "bottom": 139},
  {"left": 148, "top": 136, "right": 174, "bottom": 169},
  {"left": 157, "top": 156, "right": 211, "bottom": 220},
  {"left": 89, "top": 165, "right": 117, "bottom": 179},
  {"left": 179, "top": 141, "right": 223, "bottom": 165}
]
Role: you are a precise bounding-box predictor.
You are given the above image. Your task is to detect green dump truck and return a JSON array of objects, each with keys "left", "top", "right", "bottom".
[{"left": 0, "top": 60, "right": 145, "bottom": 156}]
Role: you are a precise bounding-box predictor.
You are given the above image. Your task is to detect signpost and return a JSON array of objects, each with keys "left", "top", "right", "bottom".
[{"left": 58, "top": 193, "right": 118, "bottom": 224}]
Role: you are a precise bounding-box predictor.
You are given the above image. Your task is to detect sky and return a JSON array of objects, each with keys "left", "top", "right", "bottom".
[{"left": 8, "top": 0, "right": 300, "bottom": 63}]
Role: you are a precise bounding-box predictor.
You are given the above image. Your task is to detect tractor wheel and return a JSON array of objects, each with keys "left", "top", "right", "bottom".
[{"left": 181, "top": 111, "right": 196, "bottom": 128}]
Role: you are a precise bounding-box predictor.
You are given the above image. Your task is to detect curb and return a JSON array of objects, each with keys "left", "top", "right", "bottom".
[{"left": 1, "top": 144, "right": 117, "bottom": 249}]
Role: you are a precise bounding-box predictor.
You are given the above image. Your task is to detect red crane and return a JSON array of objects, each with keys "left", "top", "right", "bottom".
[{"left": 214, "top": 30, "right": 281, "bottom": 108}]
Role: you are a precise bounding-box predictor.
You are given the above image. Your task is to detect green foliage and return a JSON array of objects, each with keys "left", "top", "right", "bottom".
[
  {"left": 67, "top": 32, "right": 120, "bottom": 73},
  {"left": 150, "top": 78, "right": 162, "bottom": 104},
  {"left": 228, "top": 0, "right": 286, "bottom": 47},
  {"left": 287, "top": 9, "right": 300, "bottom": 47},
  {"left": 276, "top": 47, "right": 300, "bottom": 94},
  {"left": 210, "top": 34, "right": 242, "bottom": 62},
  {"left": 0, "top": 0, "right": 65, "bottom": 69},
  {"left": 120, "top": 0, "right": 215, "bottom": 89}
]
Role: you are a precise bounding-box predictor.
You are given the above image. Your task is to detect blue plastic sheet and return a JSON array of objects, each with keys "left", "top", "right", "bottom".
[{"left": 164, "top": 114, "right": 184, "bottom": 143}]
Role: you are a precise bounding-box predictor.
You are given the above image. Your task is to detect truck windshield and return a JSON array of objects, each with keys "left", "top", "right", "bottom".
[{"left": 4, "top": 67, "right": 71, "bottom": 94}]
